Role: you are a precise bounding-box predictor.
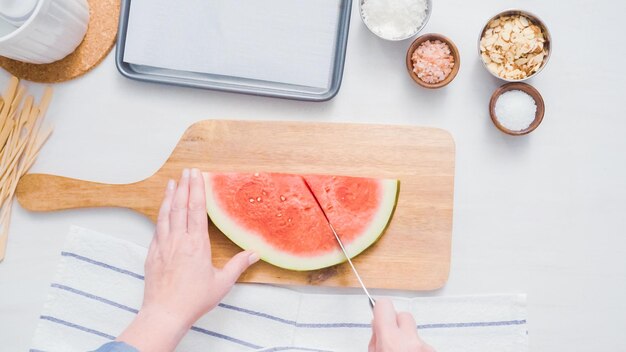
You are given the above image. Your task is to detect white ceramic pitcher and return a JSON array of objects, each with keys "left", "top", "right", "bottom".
[{"left": 0, "top": 0, "right": 89, "bottom": 64}]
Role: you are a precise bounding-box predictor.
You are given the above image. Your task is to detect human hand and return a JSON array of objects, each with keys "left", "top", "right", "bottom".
[
  {"left": 117, "top": 168, "right": 259, "bottom": 352},
  {"left": 369, "top": 298, "right": 435, "bottom": 352}
]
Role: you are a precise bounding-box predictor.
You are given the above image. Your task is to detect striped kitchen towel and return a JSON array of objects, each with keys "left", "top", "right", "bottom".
[{"left": 31, "top": 226, "right": 528, "bottom": 352}]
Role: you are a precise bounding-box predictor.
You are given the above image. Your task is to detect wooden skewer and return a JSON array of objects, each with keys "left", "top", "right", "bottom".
[
  {"left": 0, "top": 77, "right": 53, "bottom": 262},
  {"left": 0, "top": 207, "right": 11, "bottom": 259},
  {"left": 1, "top": 97, "right": 33, "bottom": 168},
  {"left": 0, "top": 82, "right": 17, "bottom": 135},
  {"left": 0, "top": 99, "right": 38, "bottom": 181},
  {"left": 0, "top": 77, "right": 18, "bottom": 116},
  {"left": 0, "top": 111, "right": 16, "bottom": 154},
  {"left": 0, "top": 99, "right": 5, "bottom": 132},
  {"left": 0, "top": 127, "right": 51, "bottom": 222},
  {"left": 0, "top": 79, "right": 24, "bottom": 160}
]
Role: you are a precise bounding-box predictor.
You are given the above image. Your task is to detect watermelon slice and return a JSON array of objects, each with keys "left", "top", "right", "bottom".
[{"left": 203, "top": 172, "right": 399, "bottom": 271}]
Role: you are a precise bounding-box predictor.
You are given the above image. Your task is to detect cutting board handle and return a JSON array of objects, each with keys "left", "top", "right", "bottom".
[{"left": 15, "top": 174, "right": 142, "bottom": 213}]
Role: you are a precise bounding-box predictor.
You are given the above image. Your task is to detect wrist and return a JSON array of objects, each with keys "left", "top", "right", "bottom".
[
  {"left": 137, "top": 306, "right": 192, "bottom": 332},
  {"left": 116, "top": 307, "right": 191, "bottom": 352}
]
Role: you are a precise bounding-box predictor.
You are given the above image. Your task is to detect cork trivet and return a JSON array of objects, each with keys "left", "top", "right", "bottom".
[{"left": 0, "top": 0, "right": 120, "bottom": 83}]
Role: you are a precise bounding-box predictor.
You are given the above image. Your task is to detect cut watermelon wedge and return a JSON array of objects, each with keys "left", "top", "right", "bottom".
[{"left": 203, "top": 172, "right": 399, "bottom": 271}]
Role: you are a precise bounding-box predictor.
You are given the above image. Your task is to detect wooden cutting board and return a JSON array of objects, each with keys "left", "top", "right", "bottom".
[{"left": 16, "top": 120, "right": 455, "bottom": 290}]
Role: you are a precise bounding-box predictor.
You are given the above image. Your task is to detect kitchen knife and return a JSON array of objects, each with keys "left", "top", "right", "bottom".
[{"left": 303, "top": 179, "right": 376, "bottom": 309}]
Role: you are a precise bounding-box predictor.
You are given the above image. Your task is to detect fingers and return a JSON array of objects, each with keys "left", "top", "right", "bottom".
[
  {"left": 156, "top": 179, "right": 176, "bottom": 240},
  {"left": 397, "top": 311, "right": 418, "bottom": 337},
  {"left": 373, "top": 298, "right": 398, "bottom": 337},
  {"left": 187, "top": 168, "right": 208, "bottom": 237},
  {"left": 371, "top": 299, "right": 428, "bottom": 351},
  {"left": 170, "top": 169, "right": 191, "bottom": 233},
  {"left": 220, "top": 251, "right": 260, "bottom": 286}
]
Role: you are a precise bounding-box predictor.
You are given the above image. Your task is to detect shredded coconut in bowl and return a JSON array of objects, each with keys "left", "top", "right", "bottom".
[{"left": 361, "top": 0, "right": 428, "bottom": 40}]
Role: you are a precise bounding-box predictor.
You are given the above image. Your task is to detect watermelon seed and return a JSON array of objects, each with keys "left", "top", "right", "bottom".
[
  {"left": 280, "top": 195, "right": 286, "bottom": 202},
  {"left": 277, "top": 213, "right": 282, "bottom": 217},
  {"left": 249, "top": 198, "right": 255, "bottom": 203},
  {"left": 257, "top": 197, "right": 262, "bottom": 202},
  {"left": 288, "top": 218, "right": 292, "bottom": 222}
]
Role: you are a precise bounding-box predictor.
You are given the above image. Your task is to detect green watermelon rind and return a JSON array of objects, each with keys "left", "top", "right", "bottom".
[{"left": 204, "top": 173, "right": 400, "bottom": 271}]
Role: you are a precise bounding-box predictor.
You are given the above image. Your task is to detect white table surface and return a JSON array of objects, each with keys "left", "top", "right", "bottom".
[{"left": 2, "top": 0, "right": 625, "bottom": 350}]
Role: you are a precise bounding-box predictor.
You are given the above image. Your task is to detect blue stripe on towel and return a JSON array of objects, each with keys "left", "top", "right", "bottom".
[
  {"left": 49, "top": 283, "right": 261, "bottom": 349},
  {"left": 36, "top": 311, "right": 327, "bottom": 352},
  {"left": 418, "top": 320, "right": 527, "bottom": 329},
  {"left": 51, "top": 283, "right": 139, "bottom": 314},
  {"left": 59, "top": 251, "right": 527, "bottom": 332},
  {"left": 260, "top": 347, "right": 333, "bottom": 352},
  {"left": 296, "top": 322, "right": 371, "bottom": 328},
  {"left": 40, "top": 315, "right": 115, "bottom": 340},
  {"left": 61, "top": 252, "right": 144, "bottom": 280},
  {"left": 190, "top": 326, "right": 262, "bottom": 349},
  {"left": 219, "top": 305, "right": 369, "bottom": 329},
  {"left": 218, "top": 302, "right": 298, "bottom": 325}
]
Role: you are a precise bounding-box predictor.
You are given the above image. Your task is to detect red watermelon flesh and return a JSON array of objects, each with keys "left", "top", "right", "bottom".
[{"left": 204, "top": 172, "right": 399, "bottom": 271}]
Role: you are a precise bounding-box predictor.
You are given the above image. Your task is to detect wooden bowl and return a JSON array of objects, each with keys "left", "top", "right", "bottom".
[
  {"left": 489, "top": 82, "right": 545, "bottom": 136},
  {"left": 406, "top": 33, "right": 460, "bottom": 89}
]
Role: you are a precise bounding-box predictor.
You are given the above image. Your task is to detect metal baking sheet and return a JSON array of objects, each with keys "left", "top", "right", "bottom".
[{"left": 115, "top": 0, "right": 352, "bottom": 102}]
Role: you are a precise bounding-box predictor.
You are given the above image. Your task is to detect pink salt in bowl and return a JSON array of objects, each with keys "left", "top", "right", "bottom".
[{"left": 406, "top": 33, "right": 460, "bottom": 89}]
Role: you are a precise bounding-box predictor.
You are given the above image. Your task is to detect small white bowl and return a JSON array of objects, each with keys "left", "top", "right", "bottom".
[
  {"left": 359, "top": 0, "right": 432, "bottom": 41},
  {"left": 0, "top": 0, "right": 89, "bottom": 64}
]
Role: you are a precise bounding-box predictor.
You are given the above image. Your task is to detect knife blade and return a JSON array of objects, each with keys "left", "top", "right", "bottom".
[{"left": 303, "top": 179, "right": 376, "bottom": 309}]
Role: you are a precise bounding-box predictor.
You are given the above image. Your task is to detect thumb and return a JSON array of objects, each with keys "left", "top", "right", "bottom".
[
  {"left": 220, "top": 251, "right": 259, "bottom": 285},
  {"left": 368, "top": 324, "right": 377, "bottom": 352}
]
